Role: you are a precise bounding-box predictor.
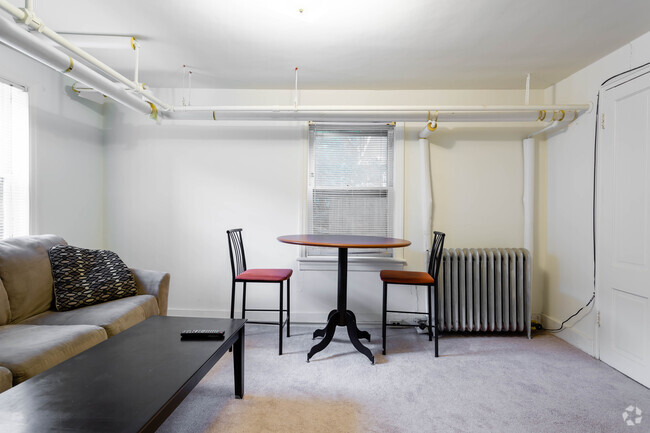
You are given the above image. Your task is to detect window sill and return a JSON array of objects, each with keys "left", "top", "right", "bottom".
[{"left": 297, "top": 256, "right": 407, "bottom": 272}]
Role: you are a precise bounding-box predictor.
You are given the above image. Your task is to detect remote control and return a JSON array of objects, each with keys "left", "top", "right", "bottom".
[{"left": 180, "top": 330, "right": 225, "bottom": 340}]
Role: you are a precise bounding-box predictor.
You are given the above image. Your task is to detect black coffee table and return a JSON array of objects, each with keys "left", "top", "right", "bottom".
[{"left": 0, "top": 316, "right": 246, "bottom": 432}]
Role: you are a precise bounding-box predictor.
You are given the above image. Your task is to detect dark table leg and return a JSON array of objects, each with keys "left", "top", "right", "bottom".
[
  {"left": 233, "top": 327, "right": 244, "bottom": 399},
  {"left": 346, "top": 310, "right": 371, "bottom": 341},
  {"left": 345, "top": 311, "right": 374, "bottom": 363},
  {"left": 307, "top": 248, "right": 374, "bottom": 363},
  {"left": 307, "top": 311, "right": 339, "bottom": 362},
  {"left": 313, "top": 309, "right": 337, "bottom": 339}
]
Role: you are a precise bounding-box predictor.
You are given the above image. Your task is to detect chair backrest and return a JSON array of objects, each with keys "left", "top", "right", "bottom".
[
  {"left": 226, "top": 228, "right": 247, "bottom": 278},
  {"left": 427, "top": 231, "right": 446, "bottom": 281}
]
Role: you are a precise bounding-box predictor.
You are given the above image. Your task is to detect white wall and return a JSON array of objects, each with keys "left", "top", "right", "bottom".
[
  {"left": 542, "top": 31, "right": 650, "bottom": 354},
  {"left": 104, "top": 88, "right": 546, "bottom": 323},
  {"left": 0, "top": 43, "right": 105, "bottom": 248}
]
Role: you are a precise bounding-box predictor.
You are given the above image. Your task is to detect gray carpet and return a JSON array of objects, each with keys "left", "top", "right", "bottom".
[{"left": 158, "top": 325, "right": 650, "bottom": 433}]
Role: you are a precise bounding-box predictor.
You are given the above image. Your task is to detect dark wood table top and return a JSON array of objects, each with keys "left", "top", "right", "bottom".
[
  {"left": 0, "top": 316, "right": 246, "bottom": 433},
  {"left": 277, "top": 234, "right": 411, "bottom": 249}
]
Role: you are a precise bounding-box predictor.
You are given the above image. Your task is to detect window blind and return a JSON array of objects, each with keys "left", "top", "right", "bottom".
[
  {"left": 308, "top": 124, "right": 394, "bottom": 257},
  {"left": 0, "top": 81, "right": 29, "bottom": 239}
]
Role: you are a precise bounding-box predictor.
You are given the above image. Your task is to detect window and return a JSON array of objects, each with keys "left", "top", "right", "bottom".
[
  {"left": 303, "top": 123, "right": 404, "bottom": 268},
  {"left": 0, "top": 79, "right": 29, "bottom": 239}
]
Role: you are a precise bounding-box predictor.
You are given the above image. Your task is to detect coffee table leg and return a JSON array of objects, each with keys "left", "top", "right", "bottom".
[{"left": 233, "top": 327, "right": 244, "bottom": 399}]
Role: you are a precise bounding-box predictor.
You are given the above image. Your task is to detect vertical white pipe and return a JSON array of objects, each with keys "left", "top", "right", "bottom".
[
  {"left": 133, "top": 40, "right": 140, "bottom": 84},
  {"left": 419, "top": 137, "right": 433, "bottom": 254},
  {"left": 294, "top": 67, "right": 299, "bottom": 109},
  {"left": 525, "top": 73, "right": 530, "bottom": 105},
  {"left": 522, "top": 137, "right": 535, "bottom": 253},
  {"left": 188, "top": 71, "right": 192, "bottom": 106}
]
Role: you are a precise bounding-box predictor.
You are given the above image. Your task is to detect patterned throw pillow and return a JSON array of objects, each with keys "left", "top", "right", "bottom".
[{"left": 48, "top": 245, "right": 137, "bottom": 312}]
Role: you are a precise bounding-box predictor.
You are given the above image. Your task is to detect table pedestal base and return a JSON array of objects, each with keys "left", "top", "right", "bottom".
[{"left": 308, "top": 310, "right": 374, "bottom": 364}]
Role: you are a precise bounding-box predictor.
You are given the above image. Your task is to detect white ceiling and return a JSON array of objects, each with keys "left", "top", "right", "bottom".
[{"left": 4, "top": 0, "right": 650, "bottom": 90}]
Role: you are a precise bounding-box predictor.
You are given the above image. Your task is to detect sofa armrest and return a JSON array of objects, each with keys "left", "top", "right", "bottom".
[
  {"left": 130, "top": 268, "right": 170, "bottom": 316},
  {"left": 0, "top": 366, "right": 12, "bottom": 393}
]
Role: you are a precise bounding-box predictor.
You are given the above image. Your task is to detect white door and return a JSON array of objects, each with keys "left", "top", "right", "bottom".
[{"left": 598, "top": 70, "right": 650, "bottom": 387}]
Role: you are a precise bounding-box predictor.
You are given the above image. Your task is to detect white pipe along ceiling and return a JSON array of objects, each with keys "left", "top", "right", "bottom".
[
  {"left": 0, "top": 0, "right": 590, "bottom": 128},
  {"left": 0, "top": 0, "right": 576, "bottom": 266}
]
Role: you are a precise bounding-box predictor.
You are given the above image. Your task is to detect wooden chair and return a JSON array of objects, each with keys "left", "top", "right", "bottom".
[
  {"left": 380, "top": 231, "right": 445, "bottom": 356},
  {"left": 227, "top": 228, "right": 292, "bottom": 355}
]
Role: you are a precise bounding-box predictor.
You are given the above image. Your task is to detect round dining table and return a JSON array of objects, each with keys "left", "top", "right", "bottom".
[{"left": 277, "top": 234, "right": 411, "bottom": 364}]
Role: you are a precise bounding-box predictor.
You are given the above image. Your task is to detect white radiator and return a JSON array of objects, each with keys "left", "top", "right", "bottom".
[{"left": 438, "top": 248, "right": 531, "bottom": 338}]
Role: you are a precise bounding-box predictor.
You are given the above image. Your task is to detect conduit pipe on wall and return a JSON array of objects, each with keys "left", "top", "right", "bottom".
[
  {"left": 418, "top": 121, "right": 436, "bottom": 254},
  {"left": 166, "top": 109, "right": 586, "bottom": 123},
  {"left": 528, "top": 120, "right": 562, "bottom": 138},
  {"left": 0, "top": 0, "right": 170, "bottom": 111},
  {"left": 0, "top": 0, "right": 591, "bottom": 124},
  {"left": 173, "top": 104, "right": 590, "bottom": 113},
  {"left": 0, "top": 16, "right": 153, "bottom": 115},
  {"left": 522, "top": 137, "right": 535, "bottom": 254}
]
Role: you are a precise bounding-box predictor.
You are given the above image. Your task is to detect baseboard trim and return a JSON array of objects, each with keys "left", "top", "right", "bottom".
[{"left": 541, "top": 313, "right": 595, "bottom": 357}]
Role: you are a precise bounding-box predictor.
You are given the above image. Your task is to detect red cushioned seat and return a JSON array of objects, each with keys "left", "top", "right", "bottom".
[
  {"left": 236, "top": 268, "right": 293, "bottom": 282},
  {"left": 380, "top": 270, "right": 434, "bottom": 285}
]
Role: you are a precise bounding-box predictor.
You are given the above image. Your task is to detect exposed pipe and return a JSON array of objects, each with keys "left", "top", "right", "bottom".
[
  {"left": 0, "top": 0, "right": 171, "bottom": 111},
  {"left": 419, "top": 119, "right": 437, "bottom": 139},
  {"left": 131, "top": 37, "right": 140, "bottom": 84},
  {"left": 0, "top": 0, "right": 591, "bottom": 126},
  {"left": 528, "top": 120, "right": 562, "bottom": 138},
  {"left": 166, "top": 109, "right": 584, "bottom": 123},
  {"left": 294, "top": 67, "right": 299, "bottom": 110},
  {"left": 418, "top": 121, "right": 435, "bottom": 252},
  {"left": 173, "top": 104, "right": 590, "bottom": 113},
  {"left": 0, "top": 15, "right": 153, "bottom": 115},
  {"left": 188, "top": 70, "right": 192, "bottom": 106},
  {"left": 522, "top": 137, "right": 535, "bottom": 254}
]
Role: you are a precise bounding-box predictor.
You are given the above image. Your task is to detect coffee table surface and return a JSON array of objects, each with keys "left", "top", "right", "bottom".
[{"left": 0, "top": 316, "right": 246, "bottom": 433}]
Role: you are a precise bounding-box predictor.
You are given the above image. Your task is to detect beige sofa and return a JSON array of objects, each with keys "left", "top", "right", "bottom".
[{"left": 0, "top": 235, "right": 170, "bottom": 393}]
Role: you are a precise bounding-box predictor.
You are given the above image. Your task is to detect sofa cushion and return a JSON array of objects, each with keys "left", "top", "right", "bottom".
[
  {"left": 49, "top": 245, "right": 137, "bottom": 312},
  {"left": 0, "top": 279, "right": 10, "bottom": 326},
  {"left": 0, "top": 366, "right": 11, "bottom": 393},
  {"left": 0, "top": 235, "right": 67, "bottom": 323},
  {"left": 0, "top": 324, "right": 107, "bottom": 385},
  {"left": 19, "top": 295, "right": 159, "bottom": 337}
]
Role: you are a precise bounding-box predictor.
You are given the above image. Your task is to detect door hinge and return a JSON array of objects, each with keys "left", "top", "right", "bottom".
[
  {"left": 601, "top": 113, "right": 605, "bottom": 129},
  {"left": 597, "top": 310, "right": 601, "bottom": 327}
]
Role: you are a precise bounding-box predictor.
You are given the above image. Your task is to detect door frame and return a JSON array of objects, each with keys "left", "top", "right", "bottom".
[{"left": 595, "top": 64, "right": 650, "bottom": 360}]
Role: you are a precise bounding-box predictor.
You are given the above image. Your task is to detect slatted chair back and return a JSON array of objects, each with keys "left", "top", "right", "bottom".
[
  {"left": 227, "top": 228, "right": 247, "bottom": 278},
  {"left": 427, "top": 231, "right": 446, "bottom": 281}
]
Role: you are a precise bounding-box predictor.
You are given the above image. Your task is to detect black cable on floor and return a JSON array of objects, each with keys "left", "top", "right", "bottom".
[{"left": 544, "top": 292, "right": 595, "bottom": 332}]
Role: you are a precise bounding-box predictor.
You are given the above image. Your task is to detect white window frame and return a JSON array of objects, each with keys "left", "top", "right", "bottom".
[
  {"left": 0, "top": 76, "right": 30, "bottom": 240},
  {"left": 299, "top": 122, "right": 405, "bottom": 271}
]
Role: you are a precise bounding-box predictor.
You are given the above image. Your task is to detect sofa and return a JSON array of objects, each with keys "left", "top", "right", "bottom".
[{"left": 0, "top": 235, "right": 170, "bottom": 393}]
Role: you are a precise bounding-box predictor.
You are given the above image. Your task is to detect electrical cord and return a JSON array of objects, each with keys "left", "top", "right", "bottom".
[
  {"left": 542, "top": 60, "right": 650, "bottom": 333},
  {"left": 544, "top": 292, "right": 595, "bottom": 332}
]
